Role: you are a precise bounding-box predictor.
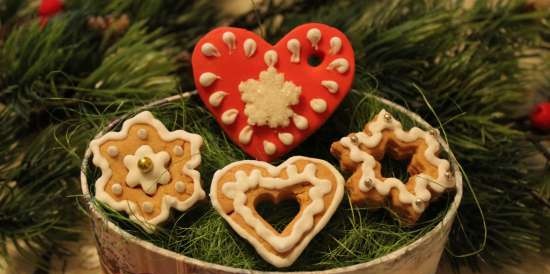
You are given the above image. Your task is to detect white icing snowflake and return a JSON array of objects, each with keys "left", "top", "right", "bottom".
[
  {"left": 123, "top": 145, "right": 171, "bottom": 195},
  {"left": 239, "top": 67, "right": 302, "bottom": 128}
]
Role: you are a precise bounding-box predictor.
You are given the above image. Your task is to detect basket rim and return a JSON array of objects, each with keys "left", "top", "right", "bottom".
[{"left": 80, "top": 92, "right": 463, "bottom": 274}]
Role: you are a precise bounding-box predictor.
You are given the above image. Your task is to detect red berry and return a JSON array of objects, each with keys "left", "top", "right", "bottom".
[
  {"left": 38, "top": 0, "right": 63, "bottom": 17},
  {"left": 530, "top": 102, "right": 550, "bottom": 131}
]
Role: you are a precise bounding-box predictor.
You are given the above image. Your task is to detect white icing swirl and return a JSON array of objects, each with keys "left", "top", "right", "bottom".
[
  {"left": 338, "top": 109, "right": 454, "bottom": 213},
  {"left": 238, "top": 125, "right": 253, "bottom": 145},
  {"left": 286, "top": 38, "right": 300, "bottom": 63},
  {"left": 222, "top": 31, "right": 236, "bottom": 53},
  {"left": 201, "top": 42, "right": 220, "bottom": 57},
  {"left": 306, "top": 28, "right": 321, "bottom": 50},
  {"left": 321, "top": 80, "right": 339, "bottom": 94},
  {"left": 329, "top": 37, "right": 342, "bottom": 55},
  {"left": 277, "top": 132, "right": 294, "bottom": 146},
  {"left": 221, "top": 109, "right": 239, "bottom": 125},
  {"left": 244, "top": 38, "right": 257, "bottom": 57},
  {"left": 310, "top": 98, "right": 327, "bottom": 113},
  {"left": 326, "top": 58, "right": 349, "bottom": 74},
  {"left": 208, "top": 91, "right": 228, "bottom": 107},
  {"left": 199, "top": 72, "right": 220, "bottom": 87},
  {"left": 264, "top": 50, "right": 278, "bottom": 67},
  {"left": 263, "top": 141, "right": 277, "bottom": 155},
  {"left": 292, "top": 114, "right": 309, "bottom": 130}
]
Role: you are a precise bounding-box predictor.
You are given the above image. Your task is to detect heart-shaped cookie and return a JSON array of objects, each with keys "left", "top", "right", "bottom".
[
  {"left": 210, "top": 156, "right": 344, "bottom": 267},
  {"left": 192, "top": 23, "right": 355, "bottom": 161}
]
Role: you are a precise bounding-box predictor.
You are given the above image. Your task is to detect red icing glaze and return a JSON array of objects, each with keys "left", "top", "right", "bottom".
[
  {"left": 530, "top": 101, "right": 550, "bottom": 131},
  {"left": 191, "top": 23, "right": 355, "bottom": 161}
]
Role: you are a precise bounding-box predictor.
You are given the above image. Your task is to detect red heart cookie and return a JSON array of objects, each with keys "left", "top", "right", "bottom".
[{"left": 192, "top": 23, "right": 355, "bottom": 161}]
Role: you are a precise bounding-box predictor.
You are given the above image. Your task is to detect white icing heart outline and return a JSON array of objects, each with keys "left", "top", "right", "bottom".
[{"left": 210, "top": 156, "right": 344, "bottom": 267}]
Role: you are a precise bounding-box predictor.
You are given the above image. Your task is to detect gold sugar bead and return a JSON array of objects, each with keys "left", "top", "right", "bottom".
[{"left": 137, "top": 157, "right": 154, "bottom": 173}]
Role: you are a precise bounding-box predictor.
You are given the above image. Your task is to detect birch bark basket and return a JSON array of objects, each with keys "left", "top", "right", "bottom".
[{"left": 80, "top": 93, "right": 463, "bottom": 274}]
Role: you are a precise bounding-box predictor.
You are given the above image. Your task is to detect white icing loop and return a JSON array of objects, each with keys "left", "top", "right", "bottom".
[
  {"left": 292, "top": 114, "right": 309, "bottom": 130},
  {"left": 321, "top": 80, "right": 339, "bottom": 94},
  {"left": 329, "top": 37, "right": 342, "bottom": 55},
  {"left": 201, "top": 42, "right": 220, "bottom": 57},
  {"left": 222, "top": 31, "right": 236, "bottom": 53},
  {"left": 199, "top": 72, "right": 220, "bottom": 87},
  {"left": 239, "top": 125, "right": 253, "bottom": 145},
  {"left": 306, "top": 28, "right": 322, "bottom": 50},
  {"left": 243, "top": 38, "right": 257, "bottom": 57},
  {"left": 221, "top": 109, "right": 239, "bottom": 125},
  {"left": 310, "top": 98, "right": 327, "bottom": 113},
  {"left": 263, "top": 141, "right": 277, "bottom": 155},
  {"left": 209, "top": 91, "right": 228, "bottom": 107},
  {"left": 264, "top": 50, "right": 278, "bottom": 67},
  {"left": 326, "top": 58, "right": 349, "bottom": 74},
  {"left": 286, "top": 39, "right": 300, "bottom": 63},
  {"left": 278, "top": 132, "right": 294, "bottom": 146},
  {"left": 338, "top": 109, "right": 454, "bottom": 213}
]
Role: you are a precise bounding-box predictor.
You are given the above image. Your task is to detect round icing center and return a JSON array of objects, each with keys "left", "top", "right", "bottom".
[{"left": 239, "top": 67, "right": 302, "bottom": 128}]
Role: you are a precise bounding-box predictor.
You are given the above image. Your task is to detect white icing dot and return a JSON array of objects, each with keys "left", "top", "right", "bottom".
[
  {"left": 199, "top": 72, "right": 220, "bottom": 87},
  {"left": 329, "top": 37, "right": 342, "bottom": 55},
  {"left": 243, "top": 38, "right": 257, "bottom": 57},
  {"left": 222, "top": 31, "right": 236, "bottom": 53},
  {"left": 310, "top": 98, "right": 327, "bottom": 113},
  {"left": 201, "top": 42, "right": 220, "bottom": 57},
  {"left": 208, "top": 91, "right": 228, "bottom": 107},
  {"left": 175, "top": 181, "right": 186, "bottom": 193},
  {"left": 107, "top": 146, "right": 118, "bottom": 157},
  {"left": 173, "top": 145, "right": 184, "bottom": 156},
  {"left": 137, "top": 128, "right": 148, "bottom": 140},
  {"left": 111, "top": 183, "right": 122, "bottom": 196},
  {"left": 321, "top": 80, "right": 339, "bottom": 94},
  {"left": 142, "top": 202, "right": 154, "bottom": 214},
  {"left": 326, "top": 58, "right": 349, "bottom": 74},
  {"left": 277, "top": 132, "right": 294, "bottom": 146},
  {"left": 306, "top": 28, "right": 322, "bottom": 50},
  {"left": 263, "top": 141, "right": 276, "bottom": 155},
  {"left": 286, "top": 38, "right": 300, "bottom": 63},
  {"left": 292, "top": 114, "right": 309, "bottom": 130},
  {"left": 264, "top": 50, "right": 278, "bottom": 67},
  {"left": 221, "top": 109, "right": 239, "bottom": 125},
  {"left": 238, "top": 125, "right": 253, "bottom": 145}
]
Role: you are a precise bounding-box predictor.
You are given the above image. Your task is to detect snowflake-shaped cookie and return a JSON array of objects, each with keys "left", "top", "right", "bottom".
[
  {"left": 89, "top": 111, "right": 205, "bottom": 231},
  {"left": 239, "top": 67, "right": 302, "bottom": 128}
]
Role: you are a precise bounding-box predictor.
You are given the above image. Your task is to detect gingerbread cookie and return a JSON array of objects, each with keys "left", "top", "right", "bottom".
[
  {"left": 331, "top": 109, "right": 455, "bottom": 224},
  {"left": 89, "top": 111, "right": 206, "bottom": 231},
  {"left": 210, "top": 156, "right": 344, "bottom": 267},
  {"left": 192, "top": 23, "right": 355, "bottom": 161}
]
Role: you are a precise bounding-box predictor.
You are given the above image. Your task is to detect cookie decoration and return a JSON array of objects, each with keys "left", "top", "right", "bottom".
[
  {"left": 331, "top": 109, "right": 455, "bottom": 224},
  {"left": 192, "top": 23, "right": 355, "bottom": 161},
  {"left": 89, "top": 111, "right": 206, "bottom": 231},
  {"left": 210, "top": 156, "right": 345, "bottom": 267}
]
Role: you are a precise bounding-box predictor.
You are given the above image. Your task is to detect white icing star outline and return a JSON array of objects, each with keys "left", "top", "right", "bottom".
[
  {"left": 89, "top": 111, "right": 205, "bottom": 231},
  {"left": 338, "top": 109, "right": 455, "bottom": 213}
]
